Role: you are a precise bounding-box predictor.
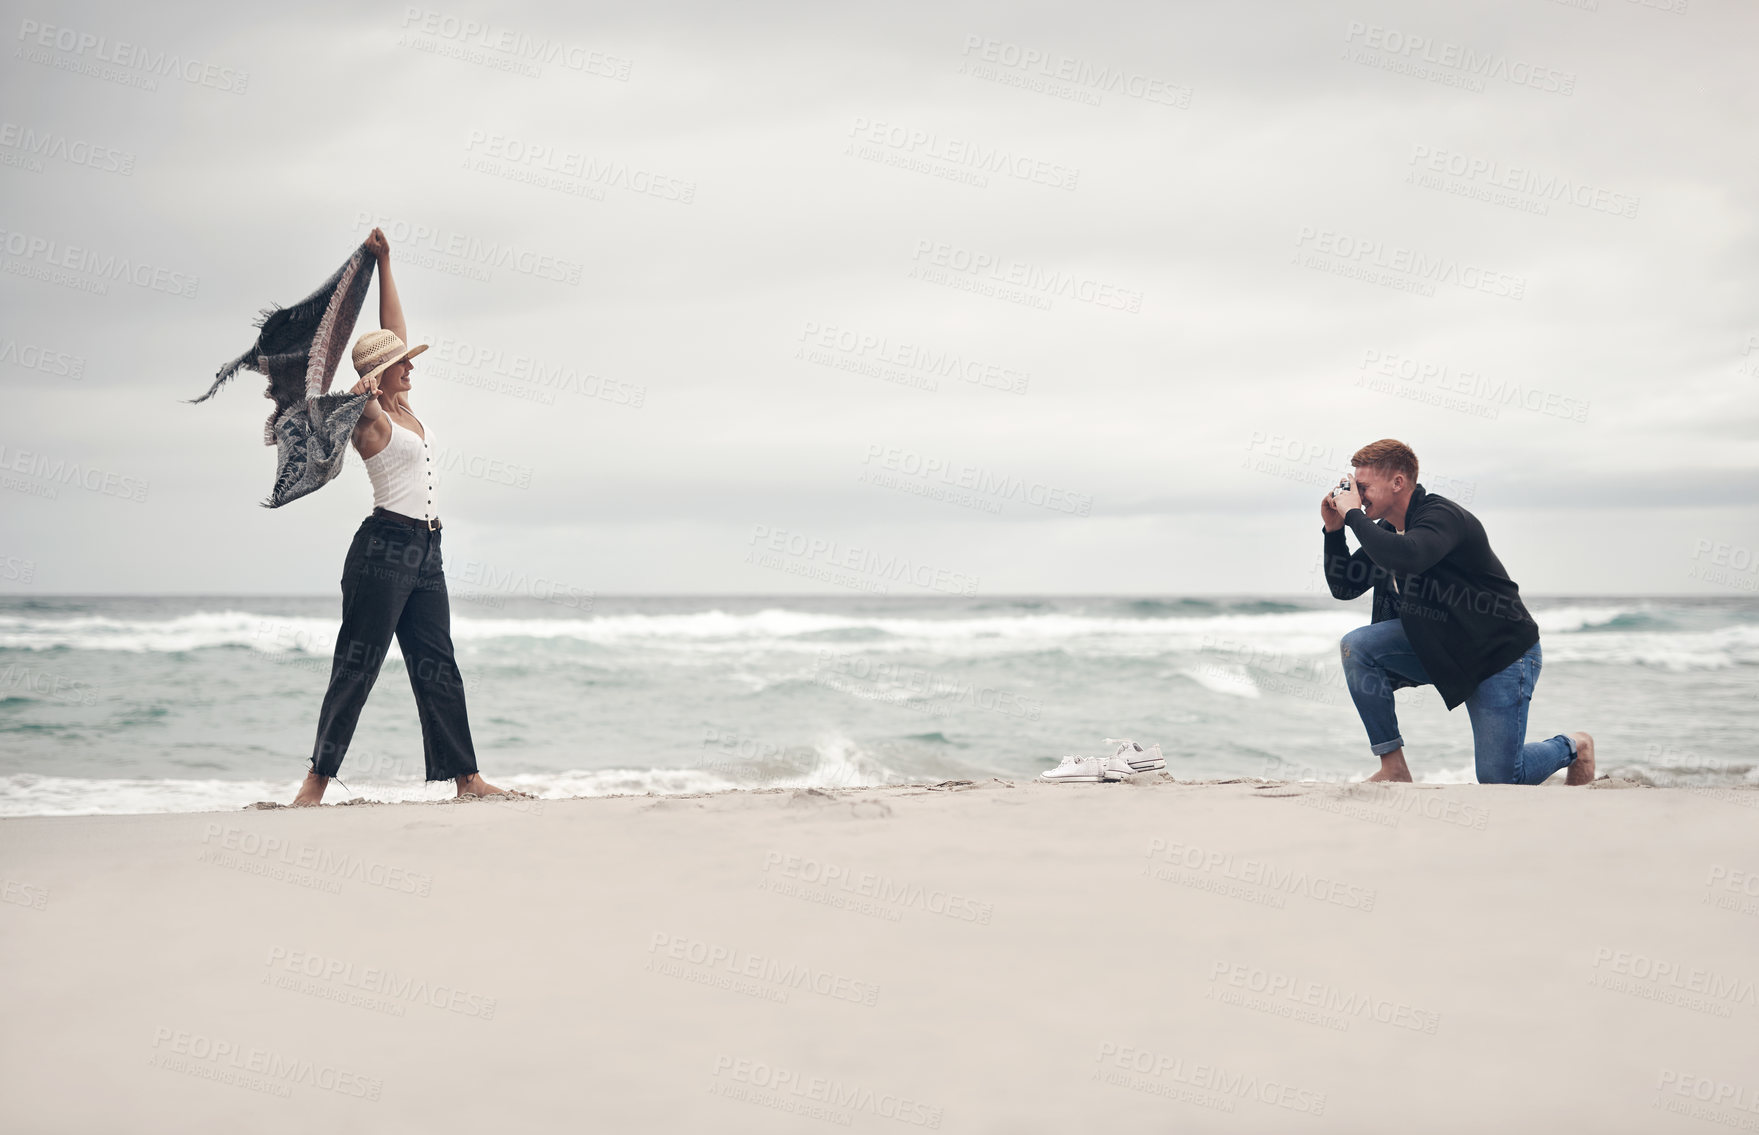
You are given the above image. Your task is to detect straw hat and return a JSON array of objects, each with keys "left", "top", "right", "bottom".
[{"left": 351, "top": 329, "right": 429, "bottom": 386}]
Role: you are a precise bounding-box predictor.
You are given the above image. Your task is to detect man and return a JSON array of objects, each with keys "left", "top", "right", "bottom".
[{"left": 1319, "top": 439, "right": 1595, "bottom": 785}]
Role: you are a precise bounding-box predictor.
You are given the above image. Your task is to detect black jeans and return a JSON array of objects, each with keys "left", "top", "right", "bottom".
[{"left": 309, "top": 514, "right": 479, "bottom": 781}]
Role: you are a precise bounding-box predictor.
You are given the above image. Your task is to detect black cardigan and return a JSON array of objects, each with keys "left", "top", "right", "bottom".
[{"left": 1323, "top": 485, "right": 1539, "bottom": 709}]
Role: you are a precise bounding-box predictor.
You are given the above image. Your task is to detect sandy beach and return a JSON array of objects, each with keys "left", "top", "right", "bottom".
[
  {"left": 8, "top": 0, "right": 1757, "bottom": 1129},
  {"left": 3, "top": 777, "right": 1756, "bottom": 1133}
]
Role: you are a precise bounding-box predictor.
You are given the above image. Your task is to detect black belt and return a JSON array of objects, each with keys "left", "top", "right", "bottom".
[{"left": 372, "top": 507, "right": 441, "bottom": 532}]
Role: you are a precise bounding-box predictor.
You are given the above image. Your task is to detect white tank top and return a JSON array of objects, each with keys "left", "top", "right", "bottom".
[{"left": 363, "top": 416, "right": 436, "bottom": 520}]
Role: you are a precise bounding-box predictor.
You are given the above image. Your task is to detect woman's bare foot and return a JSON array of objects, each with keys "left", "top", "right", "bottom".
[
  {"left": 1366, "top": 749, "right": 1413, "bottom": 782},
  {"left": 1565, "top": 732, "right": 1596, "bottom": 785},
  {"left": 455, "top": 773, "right": 514, "bottom": 798},
  {"left": 292, "top": 771, "right": 329, "bottom": 807}
]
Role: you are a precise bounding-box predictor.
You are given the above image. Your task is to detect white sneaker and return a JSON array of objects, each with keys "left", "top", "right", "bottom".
[
  {"left": 1105, "top": 738, "right": 1166, "bottom": 773},
  {"left": 1039, "top": 754, "right": 1126, "bottom": 783}
]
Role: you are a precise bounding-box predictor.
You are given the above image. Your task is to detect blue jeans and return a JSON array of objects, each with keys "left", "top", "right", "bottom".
[{"left": 1338, "top": 620, "right": 1575, "bottom": 785}]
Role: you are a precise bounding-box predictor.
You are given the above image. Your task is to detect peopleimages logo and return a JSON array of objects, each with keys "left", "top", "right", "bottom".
[
  {"left": 0, "top": 123, "right": 135, "bottom": 175},
  {"left": 1358, "top": 349, "right": 1590, "bottom": 423},
  {"left": 0, "top": 228, "right": 199, "bottom": 298},
  {"left": 1654, "top": 1070, "right": 1759, "bottom": 1120},
  {"left": 0, "top": 663, "right": 96, "bottom": 706},
  {"left": 647, "top": 931, "right": 881, "bottom": 1007},
  {"left": 1144, "top": 840, "right": 1375, "bottom": 910},
  {"left": 1208, "top": 961, "right": 1443, "bottom": 1034},
  {"left": 1590, "top": 947, "right": 1757, "bottom": 1010},
  {"left": 200, "top": 824, "right": 433, "bottom": 897},
  {"left": 1094, "top": 1043, "right": 1327, "bottom": 1115},
  {"left": 746, "top": 525, "right": 980, "bottom": 597},
  {"left": 428, "top": 336, "right": 646, "bottom": 407},
  {"left": 860, "top": 445, "right": 1092, "bottom": 516},
  {"left": 0, "top": 442, "right": 149, "bottom": 502},
  {"left": 452, "top": 559, "right": 593, "bottom": 610},
  {"left": 710, "top": 1055, "right": 944, "bottom": 1128},
  {"left": 264, "top": 947, "right": 497, "bottom": 1019},
  {"left": 0, "top": 554, "right": 36, "bottom": 584},
  {"left": 1295, "top": 227, "right": 1525, "bottom": 300},
  {"left": 847, "top": 116, "right": 1080, "bottom": 191},
  {"left": 352, "top": 213, "right": 583, "bottom": 286},
  {"left": 149, "top": 1027, "right": 381, "bottom": 1100},
  {"left": 761, "top": 851, "right": 995, "bottom": 924},
  {"left": 0, "top": 337, "right": 84, "bottom": 378},
  {"left": 399, "top": 7, "right": 632, "bottom": 80},
  {"left": 463, "top": 131, "right": 695, "bottom": 203},
  {"left": 910, "top": 239, "right": 1144, "bottom": 312},
  {"left": 958, "top": 35, "right": 1192, "bottom": 108},
  {"left": 1343, "top": 22, "right": 1576, "bottom": 96},
  {"left": 796, "top": 321, "right": 1031, "bottom": 394},
  {"left": 1407, "top": 145, "right": 1638, "bottom": 219},
  {"left": 430, "top": 445, "right": 534, "bottom": 489},
  {"left": 15, "top": 18, "right": 249, "bottom": 93}
]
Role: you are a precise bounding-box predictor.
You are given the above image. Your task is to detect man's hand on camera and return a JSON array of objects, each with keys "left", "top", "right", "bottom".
[
  {"left": 1332, "top": 481, "right": 1363, "bottom": 516},
  {"left": 1320, "top": 491, "right": 1346, "bottom": 532}
]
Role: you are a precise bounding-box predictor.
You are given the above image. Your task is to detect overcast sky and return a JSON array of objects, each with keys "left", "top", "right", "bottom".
[{"left": 3, "top": 0, "right": 1755, "bottom": 596}]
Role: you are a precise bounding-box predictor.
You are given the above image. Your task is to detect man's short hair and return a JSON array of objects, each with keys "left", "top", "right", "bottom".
[{"left": 1351, "top": 439, "right": 1419, "bottom": 484}]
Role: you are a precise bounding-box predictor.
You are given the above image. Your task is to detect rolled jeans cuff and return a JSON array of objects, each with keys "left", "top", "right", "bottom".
[{"left": 1372, "top": 737, "right": 1405, "bottom": 757}]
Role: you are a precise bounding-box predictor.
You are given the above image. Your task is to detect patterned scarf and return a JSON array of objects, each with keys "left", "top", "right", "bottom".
[{"left": 192, "top": 241, "right": 377, "bottom": 507}]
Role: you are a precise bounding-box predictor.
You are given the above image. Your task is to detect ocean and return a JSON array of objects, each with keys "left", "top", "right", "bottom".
[{"left": 1, "top": 594, "right": 1755, "bottom": 816}]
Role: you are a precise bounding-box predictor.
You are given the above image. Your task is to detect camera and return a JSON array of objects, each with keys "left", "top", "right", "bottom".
[{"left": 1330, "top": 475, "right": 1353, "bottom": 499}]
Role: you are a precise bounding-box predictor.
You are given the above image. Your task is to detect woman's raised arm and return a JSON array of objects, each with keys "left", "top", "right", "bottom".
[{"left": 363, "top": 227, "right": 408, "bottom": 346}]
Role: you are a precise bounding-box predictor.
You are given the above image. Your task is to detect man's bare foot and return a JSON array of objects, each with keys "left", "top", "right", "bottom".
[
  {"left": 1565, "top": 732, "right": 1596, "bottom": 785},
  {"left": 455, "top": 773, "right": 514, "bottom": 798},
  {"left": 292, "top": 771, "right": 328, "bottom": 807},
  {"left": 1366, "top": 749, "right": 1413, "bottom": 782}
]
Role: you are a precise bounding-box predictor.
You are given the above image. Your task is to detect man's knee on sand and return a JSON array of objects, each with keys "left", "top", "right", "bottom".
[
  {"left": 1473, "top": 756, "right": 1541, "bottom": 786},
  {"left": 1473, "top": 758, "right": 1517, "bottom": 785},
  {"left": 1474, "top": 735, "right": 1575, "bottom": 787}
]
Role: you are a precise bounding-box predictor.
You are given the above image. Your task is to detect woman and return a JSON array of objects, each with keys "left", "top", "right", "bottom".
[{"left": 292, "top": 228, "right": 510, "bottom": 805}]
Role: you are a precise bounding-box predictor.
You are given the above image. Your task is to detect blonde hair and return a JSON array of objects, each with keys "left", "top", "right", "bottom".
[{"left": 1350, "top": 439, "right": 1418, "bottom": 483}]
